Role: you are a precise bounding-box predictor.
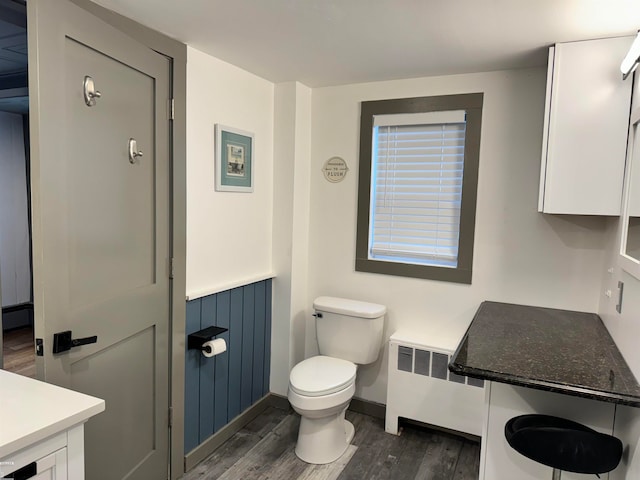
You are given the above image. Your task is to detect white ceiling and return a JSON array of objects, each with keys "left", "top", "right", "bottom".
[{"left": 93, "top": 0, "right": 640, "bottom": 87}]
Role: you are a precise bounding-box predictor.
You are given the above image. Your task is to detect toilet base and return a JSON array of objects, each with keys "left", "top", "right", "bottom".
[{"left": 294, "top": 408, "right": 355, "bottom": 464}]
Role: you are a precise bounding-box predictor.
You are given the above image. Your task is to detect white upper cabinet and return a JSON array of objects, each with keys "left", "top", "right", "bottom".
[{"left": 539, "top": 36, "right": 633, "bottom": 215}]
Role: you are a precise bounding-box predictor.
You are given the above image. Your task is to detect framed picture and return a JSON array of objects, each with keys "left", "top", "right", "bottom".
[{"left": 215, "top": 124, "right": 254, "bottom": 192}]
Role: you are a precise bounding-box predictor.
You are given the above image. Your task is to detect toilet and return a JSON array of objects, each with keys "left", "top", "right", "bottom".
[{"left": 288, "top": 296, "right": 386, "bottom": 464}]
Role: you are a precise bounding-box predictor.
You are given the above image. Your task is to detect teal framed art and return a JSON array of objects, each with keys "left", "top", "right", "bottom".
[{"left": 215, "top": 124, "right": 254, "bottom": 192}]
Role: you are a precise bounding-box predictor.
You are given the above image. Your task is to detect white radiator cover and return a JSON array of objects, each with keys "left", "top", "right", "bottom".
[{"left": 385, "top": 330, "right": 485, "bottom": 437}]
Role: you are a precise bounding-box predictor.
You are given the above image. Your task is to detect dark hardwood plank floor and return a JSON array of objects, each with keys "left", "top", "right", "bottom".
[
  {"left": 183, "top": 406, "right": 480, "bottom": 480},
  {"left": 2, "top": 326, "right": 35, "bottom": 378}
]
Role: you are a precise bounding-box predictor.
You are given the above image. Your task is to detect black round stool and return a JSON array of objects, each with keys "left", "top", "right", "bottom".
[{"left": 505, "top": 414, "right": 623, "bottom": 479}]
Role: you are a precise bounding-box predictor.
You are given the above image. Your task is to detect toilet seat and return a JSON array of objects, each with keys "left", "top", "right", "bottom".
[{"left": 289, "top": 356, "right": 356, "bottom": 397}]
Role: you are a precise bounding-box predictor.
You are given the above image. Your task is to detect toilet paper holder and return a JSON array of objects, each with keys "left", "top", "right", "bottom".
[{"left": 188, "top": 326, "right": 228, "bottom": 351}]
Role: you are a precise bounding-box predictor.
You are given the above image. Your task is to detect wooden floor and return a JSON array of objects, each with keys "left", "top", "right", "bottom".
[
  {"left": 2, "top": 326, "right": 35, "bottom": 378},
  {"left": 184, "top": 406, "right": 480, "bottom": 480}
]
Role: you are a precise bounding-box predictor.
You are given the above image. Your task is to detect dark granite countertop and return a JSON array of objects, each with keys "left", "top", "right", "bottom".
[{"left": 449, "top": 301, "right": 640, "bottom": 407}]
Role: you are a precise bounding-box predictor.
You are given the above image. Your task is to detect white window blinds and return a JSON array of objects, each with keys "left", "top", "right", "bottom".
[{"left": 369, "top": 111, "right": 466, "bottom": 268}]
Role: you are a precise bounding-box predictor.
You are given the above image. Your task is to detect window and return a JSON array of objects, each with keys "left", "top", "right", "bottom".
[{"left": 355, "top": 94, "right": 483, "bottom": 284}]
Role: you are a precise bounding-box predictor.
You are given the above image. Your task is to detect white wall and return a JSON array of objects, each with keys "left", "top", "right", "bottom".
[
  {"left": 0, "top": 111, "right": 30, "bottom": 307},
  {"left": 302, "top": 68, "right": 610, "bottom": 404},
  {"left": 271, "top": 82, "right": 313, "bottom": 395},
  {"left": 186, "top": 47, "right": 274, "bottom": 299}
]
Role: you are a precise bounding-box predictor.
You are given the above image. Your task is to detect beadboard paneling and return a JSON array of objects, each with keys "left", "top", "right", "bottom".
[{"left": 184, "top": 279, "right": 272, "bottom": 454}]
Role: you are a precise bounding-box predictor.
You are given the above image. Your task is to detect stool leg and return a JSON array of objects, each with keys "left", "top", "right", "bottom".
[{"left": 552, "top": 469, "right": 561, "bottom": 480}]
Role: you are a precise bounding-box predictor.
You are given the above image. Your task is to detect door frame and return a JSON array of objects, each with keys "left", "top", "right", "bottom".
[{"left": 47, "top": 2, "right": 187, "bottom": 478}]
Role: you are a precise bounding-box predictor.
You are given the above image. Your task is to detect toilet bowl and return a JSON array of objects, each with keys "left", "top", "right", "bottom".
[
  {"left": 288, "top": 355, "right": 357, "bottom": 464},
  {"left": 288, "top": 296, "right": 386, "bottom": 465}
]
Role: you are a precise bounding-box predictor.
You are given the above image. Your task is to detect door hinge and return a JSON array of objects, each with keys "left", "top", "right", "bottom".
[
  {"left": 168, "top": 406, "right": 173, "bottom": 428},
  {"left": 170, "top": 257, "right": 175, "bottom": 279},
  {"left": 169, "top": 98, "right": 175, "bottom": 120}
]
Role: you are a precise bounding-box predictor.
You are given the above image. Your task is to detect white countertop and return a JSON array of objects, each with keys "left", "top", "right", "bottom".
[
  {"left": 0, "top": 370, "right": 105, "bottom": 459},
  {"left": 390, "top": 326, "right": 466, "bottom": 353}
]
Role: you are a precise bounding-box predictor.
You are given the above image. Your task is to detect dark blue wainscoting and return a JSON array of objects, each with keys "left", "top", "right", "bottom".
[{"left": 184, "top": 279, "right": 272, "bottom": 454}]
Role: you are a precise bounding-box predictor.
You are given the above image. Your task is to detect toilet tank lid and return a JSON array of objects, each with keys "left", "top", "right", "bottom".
[{"left": 313, "top": 296, "right": 386, "bottom": 319}]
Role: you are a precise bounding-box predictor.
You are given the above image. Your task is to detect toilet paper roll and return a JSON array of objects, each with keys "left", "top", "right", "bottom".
[{"left": 202, "top": 338, "right": 227, "bottom": 358}]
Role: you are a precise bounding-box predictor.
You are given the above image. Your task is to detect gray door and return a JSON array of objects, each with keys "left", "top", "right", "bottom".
[{"left": 28, "top": 1, "right": 171, "bottom": 478}]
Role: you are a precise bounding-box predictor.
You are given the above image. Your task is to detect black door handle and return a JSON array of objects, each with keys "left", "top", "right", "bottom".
[
  {"left": 3, "top": 462, "right": 36, "bottom": 479},
  {"left": 52, "top": 330, "right": 98, "bottom": 354}
]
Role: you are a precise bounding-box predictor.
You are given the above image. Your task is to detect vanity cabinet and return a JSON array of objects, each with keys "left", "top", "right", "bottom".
[
  {"left": 538, "top": 36, "right": 633, "bottom": 215},
  {"left": 0, "top": 370, "right": 104, "bottom": 479},
  {"left": 2, "top": 432, "right": 71, "bottom": 480}
]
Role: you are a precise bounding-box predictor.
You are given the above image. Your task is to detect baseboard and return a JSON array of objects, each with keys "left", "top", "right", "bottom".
[
  {"left": 267, "top": 393, "right": 291, "bottom": 412},
  {"left": 2, "top": 303, "right": 33, "bottom": 331},
  {"left": 348, "top": 396, "right": 386, "bottom": 420},
  {"left": 2, "top": 302, "right": 33, "bottom": 315},
  {"left": 184, "top": 393, "right": 291, "bottom": 472}
]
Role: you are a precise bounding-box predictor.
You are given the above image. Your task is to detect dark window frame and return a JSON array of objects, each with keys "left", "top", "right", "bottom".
[{"left": 355, "top": 93, "right": 483, "bottom": 284}]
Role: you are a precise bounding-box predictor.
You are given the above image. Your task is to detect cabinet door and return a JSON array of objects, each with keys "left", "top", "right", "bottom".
[
  {"left": 539, "top": 37, "right": 632, "bottom": 215},
  {"left": 34, "top": 448, "right": 67, "bottom": 480},
  {"left": 2, "top": 448, "right": 68, "bottom": 480}
]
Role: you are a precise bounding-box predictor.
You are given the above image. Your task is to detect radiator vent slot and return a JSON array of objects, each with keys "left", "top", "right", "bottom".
[
  {"left": 414, "top": 348, "right": 430, "bottom": 376},
  {"left": 397, "top": 346, "right": 413, "bottom": 372},
  {"left": 396, "top": 345, "right": 484, "bottom": 388}
]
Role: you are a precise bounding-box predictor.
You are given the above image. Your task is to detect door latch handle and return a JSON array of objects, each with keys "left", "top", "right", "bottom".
[
  {"left": 3, "top": 461, "right": 36, "bottom": 479},
  {"left": 52, "top": 330, "right": 98, "bottom": 354}
]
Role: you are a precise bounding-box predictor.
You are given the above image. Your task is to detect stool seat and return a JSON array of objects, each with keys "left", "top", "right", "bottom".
[{"left": 505, "top": 414, "right": 623, "bottom": 475}]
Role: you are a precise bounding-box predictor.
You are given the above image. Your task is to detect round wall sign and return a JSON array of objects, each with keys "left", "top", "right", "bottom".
[{"left": 322, "top": 157, "right": 349, "bottom": 183}]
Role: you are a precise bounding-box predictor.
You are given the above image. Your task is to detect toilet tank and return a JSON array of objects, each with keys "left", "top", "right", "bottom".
[{"left": 314, "top": 296, "right": 386, "bottom": 365}]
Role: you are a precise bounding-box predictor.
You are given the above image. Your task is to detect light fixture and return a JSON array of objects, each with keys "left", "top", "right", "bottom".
[{"left": 621, "top": 31, "right": 640, "bottom": 80}]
